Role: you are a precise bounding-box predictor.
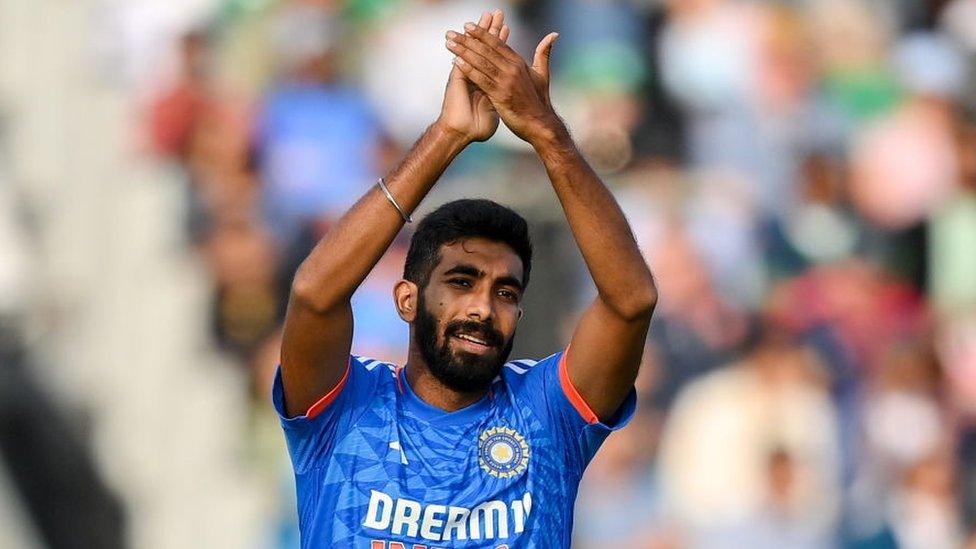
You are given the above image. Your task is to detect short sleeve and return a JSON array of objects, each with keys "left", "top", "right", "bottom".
[
  {"left": 272, "top": 356, "right": 382, "bottom": 473},
  {"left": 509, "top": 349, "right": 637, "bottom": 468}
]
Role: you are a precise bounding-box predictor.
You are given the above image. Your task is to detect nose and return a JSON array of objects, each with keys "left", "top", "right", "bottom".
[{"left": 464, "top": 287, "right": 494, "bottom": 322}]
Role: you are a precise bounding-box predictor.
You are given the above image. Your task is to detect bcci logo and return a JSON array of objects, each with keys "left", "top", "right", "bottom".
[{"left": 478, "top": 426, "right": 529, "bottom": 478}]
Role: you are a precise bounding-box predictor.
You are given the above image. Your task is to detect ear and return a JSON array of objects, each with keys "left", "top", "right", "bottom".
[
  {"left": 517, "top": 308, "right": 524, "bottom": 321},
  {"left": 394, "top": 279, "right": 419, "bottom": 322}
]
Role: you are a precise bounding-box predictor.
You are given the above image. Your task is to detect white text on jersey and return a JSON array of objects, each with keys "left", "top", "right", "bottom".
[{"left": 362, "top": 490, "right": 533, "bottom": 542}]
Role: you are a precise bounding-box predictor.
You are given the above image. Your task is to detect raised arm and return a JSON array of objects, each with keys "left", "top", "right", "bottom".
[
  {"left": 280, "top": 12, "right": 511, "bottom": 417},
  {"left": 447, "top": 21, "right": 657, "bottom": 421}
]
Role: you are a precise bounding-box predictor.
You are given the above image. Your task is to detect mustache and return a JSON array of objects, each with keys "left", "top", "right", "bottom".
[{"left": 444, "top": 319, "right": 504, "bottom": 348}]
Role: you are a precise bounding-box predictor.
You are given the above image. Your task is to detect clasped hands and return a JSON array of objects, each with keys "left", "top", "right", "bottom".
[{"left": 438, "top": 10, "right": 562, "bottom": 147}]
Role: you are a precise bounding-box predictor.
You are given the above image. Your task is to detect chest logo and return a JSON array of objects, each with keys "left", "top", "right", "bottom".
[{"left": 478, "top": 426, "right": 529, "bottom": 478}]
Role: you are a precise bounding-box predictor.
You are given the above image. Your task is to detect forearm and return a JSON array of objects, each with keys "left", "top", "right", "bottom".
[
  {"left": 532, "top": 125, "right": 657, "bottom": 319},
  {"left": 291, "top": 122, "right": 467, "bottom": 311}
]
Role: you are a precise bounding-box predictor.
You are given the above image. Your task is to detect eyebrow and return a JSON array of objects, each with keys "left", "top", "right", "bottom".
[{"left": 443, "top": 263, "right": 524, "bottom": 292}]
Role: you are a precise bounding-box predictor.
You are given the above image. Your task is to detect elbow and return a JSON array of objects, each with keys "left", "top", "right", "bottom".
[
  {"left": 625, "top": 289, "right": 659, "bottom": 321},
  {"left": 289, "top": 275, "right": 322, "bottom": 312},
  {"left": 290, "top": 268, "right": 340, "bottom": 314},
  {"left": 609, "top": 279, "right": 658, "bottom": 322}
]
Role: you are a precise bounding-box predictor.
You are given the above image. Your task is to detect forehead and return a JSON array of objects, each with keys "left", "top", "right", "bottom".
[{"left": 433, "top": 237, "right": 524, "bottom": 282}]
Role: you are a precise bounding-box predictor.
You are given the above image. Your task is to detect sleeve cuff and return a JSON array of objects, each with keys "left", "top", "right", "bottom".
[
  {"left": 557, "top": 349, "right": 601, "bottom": 424},
  {"left": 272, "top": 359, "right": 351, "bottom": 421},
  {"left": 557, "top": 348, "right": 638, "bottom": 430},
  {"left": 305, "top": 360, "right": 351, "bottom": 419}
]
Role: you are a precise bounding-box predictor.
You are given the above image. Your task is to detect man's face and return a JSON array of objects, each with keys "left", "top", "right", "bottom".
[{"left": 413, "top": 238, "right": 524, "bottom": 393}]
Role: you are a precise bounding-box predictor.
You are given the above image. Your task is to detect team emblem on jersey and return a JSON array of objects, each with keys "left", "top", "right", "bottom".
[{"left": 478, "top": 426, "right": 530, "bottom": 478}]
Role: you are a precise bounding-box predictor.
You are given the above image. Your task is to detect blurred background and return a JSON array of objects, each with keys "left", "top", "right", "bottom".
[{"left": 0, "top": 0, "right": 975, "bottom": 547}]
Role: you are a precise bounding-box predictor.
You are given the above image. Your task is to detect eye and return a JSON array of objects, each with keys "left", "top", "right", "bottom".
[
  {"left": 448, "top": 278, "right": 472, "bottom": 288},
  {"left": 497, "top": 289, "right": 519, "bottom": 302}
]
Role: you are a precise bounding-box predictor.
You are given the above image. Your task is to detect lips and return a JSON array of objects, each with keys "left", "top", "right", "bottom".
[
  {"left": 451, "top": 333, "right": 494, "bottom": 355},
  {"left": 455, "top": 333, "right": 489, "bottom": 346},
  {"left": 445, "top": 321, "right": 501, "bottom": 354}
]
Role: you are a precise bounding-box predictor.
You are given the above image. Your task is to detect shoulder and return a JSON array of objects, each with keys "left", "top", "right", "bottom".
[
  {"left": 499, "top": 351, "right": 563, "bottom": 388},
  {"left": 350, "top": 355, "right": 400, "bottom": 381},
  {"left": 501, "top": 356, "right": 543, "bottom": 376}
]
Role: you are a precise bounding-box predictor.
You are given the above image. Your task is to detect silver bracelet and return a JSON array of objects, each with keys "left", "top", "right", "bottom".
[{"left": 377, "top": 177, "right": 412, "bottom": 223}]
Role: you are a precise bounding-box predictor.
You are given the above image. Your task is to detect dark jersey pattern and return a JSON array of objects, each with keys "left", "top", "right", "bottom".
[{"left": 273, "top": 350, "right": 636, "bottom": 548}]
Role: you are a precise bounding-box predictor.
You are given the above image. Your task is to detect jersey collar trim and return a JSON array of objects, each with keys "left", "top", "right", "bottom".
[{"left": 397, "top": 366, "right": 493, "bottom": 425}]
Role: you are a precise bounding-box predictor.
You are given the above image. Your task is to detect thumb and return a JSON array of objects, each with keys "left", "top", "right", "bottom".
[
  {"left": 444, "top": 64, "right": 472, "bottom": 108},
  {"left": 447, "top": 63, "right": 465, "bottom": 85},
  {"left": 531, "top": 32, "right": 559, "bottom": 82},
  {"left": 445, "top": 64, "right": 469, "bottom": 95}
]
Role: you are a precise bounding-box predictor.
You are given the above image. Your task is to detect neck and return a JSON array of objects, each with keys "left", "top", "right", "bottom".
[{"left": 404, "top": 347, "right": 487, "bottom": 412}]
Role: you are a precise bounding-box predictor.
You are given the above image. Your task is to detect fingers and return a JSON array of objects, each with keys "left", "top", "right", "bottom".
[
  {"left": 463, "top": 22, "right": 522, "bottom": 64},
  {"left": 445, "top": 10, "right": 512, "bottom": 88},
  {"left": 461, "top": 9, "right": 492, "bottom": 80},
  {"left": 531, "top": 32, "right": 559, "bottom": 83},
  {"left": 452, "top": 56, "right": 496, "bottom": 94},
  {"left": 447, "top": 29, "right": 505, "bottom": 63},
  {"left": 446, "top": 12, "right": 487, "bottom": 83},
  {"left": 447, "top": 30, "right": 505, "bottom": 78},
  {"left": 488, "top": 9, "right": 504, "bottom": 37}
]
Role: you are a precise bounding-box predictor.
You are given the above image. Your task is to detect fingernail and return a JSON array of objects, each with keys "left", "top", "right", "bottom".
[
  {"left": 446, "top": 30, "right": 458, "bottom": 39},
  {"left": 464, "top": 22, "right": 475, "bottom": 31},
  {"left": 454, "top": 57, "right": 465, "bottom": 66},
  {"left": 446, "top": 40, "right": 457, "bottom": 49}
]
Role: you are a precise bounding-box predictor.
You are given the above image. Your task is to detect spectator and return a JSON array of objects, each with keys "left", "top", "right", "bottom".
[{"left": 256, "top": 1, "right": 390, "bottom": 250}]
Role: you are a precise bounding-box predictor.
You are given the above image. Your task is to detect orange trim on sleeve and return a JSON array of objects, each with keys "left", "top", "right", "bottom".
[
  {"left": 305, "top": 359, "right": 351, "bottom": 419},
  {"left": 557, "top": 348, "right": 600, "bottom": 425}
]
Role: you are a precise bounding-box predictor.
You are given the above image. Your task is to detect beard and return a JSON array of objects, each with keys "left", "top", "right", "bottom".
[{"left": 414, "top": 293, "right": 515, "bottom": 394}]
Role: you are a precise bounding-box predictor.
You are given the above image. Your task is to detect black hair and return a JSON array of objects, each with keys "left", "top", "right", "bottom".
[{"left": 403, "top": 199, "right": 532, "bottom": 289}]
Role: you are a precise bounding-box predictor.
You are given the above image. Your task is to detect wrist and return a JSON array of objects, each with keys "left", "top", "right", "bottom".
[
  {"left": 528, "top": 116, "right": 574, "bottom": 159},
  {"left": 431, "top": 118, "right": 474, "bottom": 154}
]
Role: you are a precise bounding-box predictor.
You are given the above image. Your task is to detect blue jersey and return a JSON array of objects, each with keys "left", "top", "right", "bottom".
[{"left": 272, "top": 349, "right": 636, "bottom": 548}]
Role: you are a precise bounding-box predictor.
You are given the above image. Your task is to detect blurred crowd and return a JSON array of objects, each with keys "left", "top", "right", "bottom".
[{"left": 130, "top": 0, "right": 976, "bottom": 546}]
